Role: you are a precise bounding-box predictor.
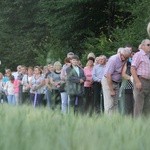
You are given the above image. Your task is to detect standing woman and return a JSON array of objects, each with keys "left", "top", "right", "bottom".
[
  {"left": 22, "top": 66, "right": 34, "bottom": 104},
  {"left": 29, "top": 66, "right": 45, "bottom": 107},
  {"left": 83, "top": 57, "right": 94, "bottom": 114},
  {"left": 120, "top": 50, "right": 136, "bottom": 115},
  {"left": 49, "top": 61, "right": 62, "bottom": 110},
  {"left": 4, "top": 75, "right": 16, "bottom": 105}
]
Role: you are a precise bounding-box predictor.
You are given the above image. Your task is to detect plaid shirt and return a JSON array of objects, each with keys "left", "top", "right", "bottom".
[
  {"left": 104, "top": 54, "right": 125, "bottom": 82},
  {"left": 131, "top": 49, "right": 150, "bottom": 79}
]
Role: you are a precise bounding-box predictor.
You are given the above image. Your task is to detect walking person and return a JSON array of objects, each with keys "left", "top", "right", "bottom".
[{"left": 131, "top": 39, "right": 150, "bottom": 117}]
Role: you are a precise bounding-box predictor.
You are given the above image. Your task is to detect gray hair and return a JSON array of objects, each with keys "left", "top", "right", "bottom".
[
  {"left": 99, "top": 55, "right": 107, "bottom": 60},
  {"left": 141, "top": 39, "right": 150, "bottom": 45},
  {"left": 120, "top": 47, "right": 131, "bottom": 55},
  {"left": 117, "top": 47, "right": 124, "bottom": 53}
]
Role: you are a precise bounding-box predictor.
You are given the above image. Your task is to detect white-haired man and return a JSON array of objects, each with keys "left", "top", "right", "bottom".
[
  {"left": 131, "top": 39, "right": 150, "bottom": 117},
  {"left": 102, "top": 48, "right": 131, "bottom": 114}
]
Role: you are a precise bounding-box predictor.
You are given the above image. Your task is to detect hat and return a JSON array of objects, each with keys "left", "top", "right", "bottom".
[{"left": 87, "top": 57, "right": 95, "bottom": 62}]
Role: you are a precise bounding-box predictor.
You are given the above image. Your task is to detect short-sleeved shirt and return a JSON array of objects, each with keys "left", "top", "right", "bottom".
[
  {"left": 131, "top": 49, "right": 150, "bottom": 79},
  {"left": 92, "top": 64, "right": 105, "bottom": 82},
  {"left": 104, "top": 54, "right": 126, "bottom": 82}
]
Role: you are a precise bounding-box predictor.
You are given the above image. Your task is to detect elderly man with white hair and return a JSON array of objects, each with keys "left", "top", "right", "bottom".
[
  {"left": 101, "top": 47, "right": 131, "bottom": 114},
  {"left": 131, "top": 39, "right": 150, "bottom": 117}
]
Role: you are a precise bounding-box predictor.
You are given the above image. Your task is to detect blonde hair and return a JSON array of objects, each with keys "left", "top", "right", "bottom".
[
  {"left": 53, "top": 61, "right": 62, "bottom": 67},
  {"left": 87, "top": 52, "right": 95, "bottom": 59}
]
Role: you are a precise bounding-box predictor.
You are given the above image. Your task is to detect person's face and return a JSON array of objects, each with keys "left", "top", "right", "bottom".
[
  {"left": 48, "top": 65, "right": 54, "bottom": 72},
  {"left": 143, "top": 41, "right": 150, "bottom": 53},
  {"left": 27, "top": 68, "right": 33, "bottom": 75},
  {"left": 54, "top": 65, "right": 61, "bottom": 71},
  {"left": 87, "top": 60, "right": 94, "bottom": 66},
  {"left": 71, "top": 59, "right": 78, "bottom": 66},
  {"left": 34, "top": 68, "right": 41, "bottom": 75},
  {"left": 99, "top": 57, "right": 106, "bottom": 65},
  {"left": 95, "top": 57, "right": 100, "bottom": 64},
  {"left": 21, "top": 67, "right": 26, "bottom": 74},
  {"left": 5, "top": 70, "right": 11, "bottom": 77},
  {"left": 120, "top": 53, "right": 130, "bottom": 62},
  {"left": 17, "top": 66, "right": 22, "bottom": 72}
]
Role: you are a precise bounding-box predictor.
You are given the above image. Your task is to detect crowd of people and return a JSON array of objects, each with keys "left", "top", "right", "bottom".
[{"left": 0, "top": 39, "right": 150, "bottom": 117}]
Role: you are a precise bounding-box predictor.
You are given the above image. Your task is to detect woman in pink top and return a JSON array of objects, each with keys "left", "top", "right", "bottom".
[
  {"left": 83, "top": 57, "right": 94, "bottom": 114},
  {"left": 13, "top": 78, "right": 21, "bottom": 105}
]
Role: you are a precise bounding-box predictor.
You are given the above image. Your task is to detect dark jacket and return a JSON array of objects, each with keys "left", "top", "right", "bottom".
[{"left": 65, "top": 65, "right": 85, "bottom": 96}]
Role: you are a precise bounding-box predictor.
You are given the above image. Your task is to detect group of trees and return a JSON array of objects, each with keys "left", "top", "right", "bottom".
[{"left": 0, "top": 0, "right": 150, "bottom": 71}]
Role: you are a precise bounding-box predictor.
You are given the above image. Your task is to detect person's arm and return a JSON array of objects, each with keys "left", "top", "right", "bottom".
[
  {"left": 122, "top": 63, "right": 131, "bottom": 80},
  {"left": 92, "top": 66, "right": 100, "bottom": 82},
  {"left": 131, "top": 66, "right": 142, "bottom": 90},
  {"left": 106, "top": 74, "right": 115, "bottom": 96}
]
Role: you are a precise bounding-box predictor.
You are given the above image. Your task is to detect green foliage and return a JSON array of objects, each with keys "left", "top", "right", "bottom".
[
  {"left": 0, "top": 0, "right": 150, "bottom": 71},
  {"left": 0, "top": 105, "right": 150, "bottom": 150}
]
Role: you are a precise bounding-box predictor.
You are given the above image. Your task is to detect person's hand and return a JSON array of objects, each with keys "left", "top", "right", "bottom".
[
  {"left": 80, "top": 79, "right": 84, "bottom": 84},
  {"left": 110, "top": 90, "right": 116, "bottom": 96},
  {"left": 135, "top": 81, "right": 142, "bottom": 91},
  {"left": 130, "top": 76, "right": 134, "bottom": 83}
]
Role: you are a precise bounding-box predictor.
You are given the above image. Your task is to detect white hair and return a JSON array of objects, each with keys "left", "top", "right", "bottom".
[
  {"left": 141, "top": 39, "right": 150, "bottom": 45},
  {"left": 117, "top": 47, "right": 124, "bottom": 53},
  {"left": 147, "top": 22, "right": 150, "bottom": 36},
  {"left": 120, "top": 47, "right": 132, "bottom": 55}
]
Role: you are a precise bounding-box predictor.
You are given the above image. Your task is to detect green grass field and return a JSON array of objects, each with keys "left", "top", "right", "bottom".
[{"left": 0, "top": 104, "right": 149, "bottom": 150}]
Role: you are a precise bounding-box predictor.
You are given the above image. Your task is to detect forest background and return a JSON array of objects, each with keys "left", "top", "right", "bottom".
[{"left": 0, "top": 0, "right": 150, "bottom": 71}]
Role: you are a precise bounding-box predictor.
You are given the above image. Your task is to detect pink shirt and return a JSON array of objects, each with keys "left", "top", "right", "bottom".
[
  {"left": 132, "top": 49, "right": 150, "bottom": 79},
  {"left": 13, "top": 80, "right": 20, "bottom": 93},
  {"left": 84, "top": 66, "right": 93, "bottom": 87}
]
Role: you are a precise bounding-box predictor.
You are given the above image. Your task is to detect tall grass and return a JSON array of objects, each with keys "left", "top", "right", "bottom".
[{"left": 0, "top": 104, "right": 149, "bottom": 150}]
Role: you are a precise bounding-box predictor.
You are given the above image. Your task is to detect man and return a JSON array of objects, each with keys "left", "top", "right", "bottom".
[
  {"left": 101, "top": 48, "right": 131, "bottom": 114},
  {"left": 131, "top": 39, "right": 150, "bottom": 117},
  {"left": 12, "top": 65, "right": 22, "bottom": 80},
  {"left": 66, "top": 55, "right": 85, "bottom": 114},
  {"left": 92, "top": 55, "right": 107, "bottom": 113}
]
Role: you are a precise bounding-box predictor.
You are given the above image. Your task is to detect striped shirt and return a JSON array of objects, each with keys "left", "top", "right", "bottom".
[
  {"left": 92, "top": 64, "right": 105, "bottom": 82},
  {"left": 131, "top": 49, "right": 150, "bottom": 79}
]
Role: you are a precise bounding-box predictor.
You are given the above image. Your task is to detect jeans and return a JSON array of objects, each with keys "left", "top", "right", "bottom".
[
  {"left": 7, "top": 95, "right": 16, "bottom": 105},
  {"left": 45, "top": 89, "right": 51, "bottom": 108},
  {"left": 60, "top": 92, "right": 68, "bottom": 113}
]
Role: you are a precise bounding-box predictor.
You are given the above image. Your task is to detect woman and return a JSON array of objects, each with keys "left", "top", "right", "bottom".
[
  {"left": 29, "top": 66, "right": 45, "bottom": 107},
  {"left": 48, "top": 61, "right": 62, "bottom": 110},
  {"left": 4, "top": 75, "right": 17, "bottom": 105},
  {"left": 60, "top": 57, "right": 71, "bottom": 113},
  {"left": 22, "top": 66, "right": 34, "bottom": 104},
  {"left": 119, "top": 50, "right": 136, "bottom": 116},
  {"left": 83, "top": 57, "right": 94, "bottom": 114}
]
